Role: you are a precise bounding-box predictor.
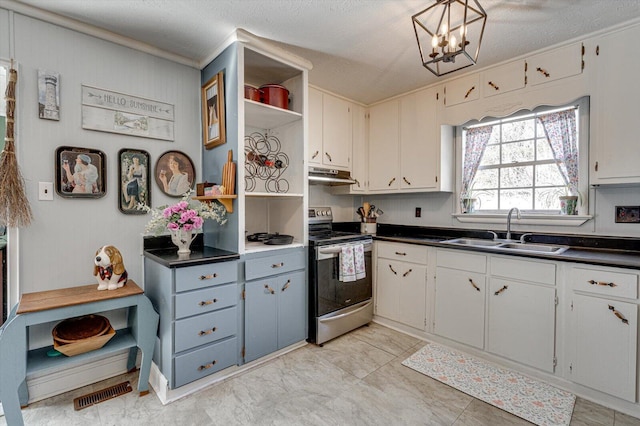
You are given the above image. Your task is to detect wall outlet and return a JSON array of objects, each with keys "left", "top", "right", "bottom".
[
  {"left": 39, "top": 182, "right": 54, "bottom": 201},
  {"left": 615, "top": 206, "right": 640, "bottom": 223},
  {"left": 415, "top": 207, "right": 421, "bottom": 218}
]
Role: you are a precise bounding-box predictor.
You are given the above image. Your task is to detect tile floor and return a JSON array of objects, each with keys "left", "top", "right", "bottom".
[{"left": 3, "top": 323, "right": 640, "bottom": 425}]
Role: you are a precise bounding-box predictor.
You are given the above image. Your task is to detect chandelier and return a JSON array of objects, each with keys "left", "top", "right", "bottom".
[{"left": 412, "top": 0, "right": 487, "bottom": 76}]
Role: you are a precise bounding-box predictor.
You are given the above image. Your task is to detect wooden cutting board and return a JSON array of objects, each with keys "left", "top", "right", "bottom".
[{"left": 222, "top": 149, "right": 235, "bottom": 195}]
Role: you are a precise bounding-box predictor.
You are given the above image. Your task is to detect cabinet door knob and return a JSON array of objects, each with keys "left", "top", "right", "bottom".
[
  {"left": 199, "top": 298, "right": 218, "bottom": 306},
  {"left": 402, "top": 269, "right": 413, "bottom": 277},
  {"left": 272, "top": 262, "right": 284, "bottom": 268},
  {"left": 388, "top": 177, "right": 396, "bottom": 187},
  {"left": 199, "top": 273, "right": 218, "bottom": 280},
  {"left": 608, "top": 305, "right": 629, "bottom": 324},
  {"left": 403, "top": 177, "right": 411, "bottom": 185},
  {"left": 325, "top": 152, "right": 332, "bottom": 162},
  {"left": 464, "top": 86, "right": 476, "bottom": 98},
  {"left": 198, "top": 360, "right": 217, "bottom": 371},
  {"left": 264, "top": 284, "right": 275, "bottom": 294},
  {"left": 388, "top": 264, "right": 397, "bottom": 275},
  {"left": 281, "top": 279, "right": 291, "bottom": 292},
  {"left": 198, "top": 326, "right": 217, "bottom": 336},
  {"left": 494, "top": 285, "right": 508, "bottom": 295},
  {"left": 354, "top": 179, "right": 361, "bottom": 188},
  {"left": 488, "top": 81, "right": 500, "bottom": 91},
  {"left": 311, "top": 150, "right": 319, "bottom": 159},
  {"left": 536, "top": 67, "right": 550, "bottom": 78},
  {"left": 588, "top": 279, "right": 617, "bottom": 288},
  {"left": 468, "top": 278, "right": 480, "bottom": 292}
]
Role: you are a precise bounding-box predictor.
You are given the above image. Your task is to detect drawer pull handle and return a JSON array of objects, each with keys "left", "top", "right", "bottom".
[
  {"left": 388, "top": 264, "right": 397, "bottom": 275},
  {"left": 402, "top": 269, "right": 413, "bottom": 277},
  {"left": 468, "top": 278, "right": 480, "bottom": 292},
  {"left": 536, "top": 67, "right": 550, "bottom": 78},
  {"left": 272, "top": 262, "right": 284, "bottom": 268},
  {"left": 609, "top": 305, "right": 629, "bottom": 324},
  {"left": 198, "top": 326, "right": 217, "bottom": 336},
  {"left": 311, "top": 150, "right": 319, "bottom": 159},
  {"left": 403, "top": 177, "right": 411, "bottom": 185},
  {"left": 395, "top": 252, "right": 407, "bottom": 256},
  {"left": 199, "top": 298, "right": 218, "bottom": 306},
  {"left": 464, "top": 86, "right": 476, "bottom": 98},
  {"left": 281, "top": 280, "right": 291, "bottom": 292},
  {"left": 488, "top": 81, "right": 499, "bottom": 91},
  {"left": 199, "top": 273, "right": 218, "bottom": 280},
  {"left": 388, "top": 177, "right": 396, "bottom": 186},
  {"left": 494, "top": 285, "right": 508, "bottom": 296},
  {"left": 588, "top": 279, "right": 617, "bottom": 288},
  {"left": 198, "top": 360, "right": 217, "bottom": 371},
  {"left": 325, "top": 152, "right": 332, "bottom": 162},
  {"left": 264, "top": 284, "right": 275, "bottom": 294}
]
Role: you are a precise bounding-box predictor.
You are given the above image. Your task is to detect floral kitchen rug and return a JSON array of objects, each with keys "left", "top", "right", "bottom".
[{"left": 402, "top": 343, "right": 575, "bottom": 426}]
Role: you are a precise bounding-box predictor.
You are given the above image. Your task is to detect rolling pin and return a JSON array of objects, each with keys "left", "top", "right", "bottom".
[{"left": 222, "top": 149, "right": 235, "bottom": 195}]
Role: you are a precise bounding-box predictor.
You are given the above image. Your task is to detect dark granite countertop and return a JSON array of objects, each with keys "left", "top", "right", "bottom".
[
  {"left": 333, "top": 223, "right": 640, "bottom": 270},
  {"left": 143, "top": 234, "right": 239, "bottom": 268}
]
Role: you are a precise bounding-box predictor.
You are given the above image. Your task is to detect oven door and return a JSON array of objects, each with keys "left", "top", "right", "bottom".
[{"left": 315, "top": 241, "right": 372, "bottom": 317}]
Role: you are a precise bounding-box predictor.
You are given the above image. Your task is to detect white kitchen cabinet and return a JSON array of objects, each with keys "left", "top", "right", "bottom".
[
  {"left": 368, "top": 87, "right": 452, "bottom": 193},
  {"left": 569, "top": 264, "right": 638, "bottom": 402},
  {"left": 332, "top": 102, "right": 367, "bottom": 194},
  {"left": 487, "top": 256, "right": 556, "bottom": 372},
  {"left": 590, "top": 24, "right": 640, "bottom": 185},
  {"left": 434, "top": 249, "right": 487, "bottom": 349},
  {"left": 368, "top": 99, "right": 400, "bottom": 191},
  {"left": 526, "top": 42, "right": 583, "bottom": 87},
  {"left": 481, "top": 60, "right": 525, "bottom": 98},
  {"left": 444, "top": 73, "right": 479, "bottom": 107},
  {"left": 308, "top": 87, "right": 351, "bottom": 170},
  {"left": 375, "top": 242, "right": 428, "bottom": 330}
]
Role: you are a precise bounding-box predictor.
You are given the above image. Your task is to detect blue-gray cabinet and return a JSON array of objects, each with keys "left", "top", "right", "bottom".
[
  {"left": 243, "top": 248, "right": 306, "bottom": 363},
  {"left": 144, "top": 257, "right": 239, "bottom": 388}
]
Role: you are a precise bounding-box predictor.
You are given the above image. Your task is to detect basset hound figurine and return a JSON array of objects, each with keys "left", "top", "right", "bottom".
[{"left": 94, "top": 245, "right": 128, "bottom": 290}]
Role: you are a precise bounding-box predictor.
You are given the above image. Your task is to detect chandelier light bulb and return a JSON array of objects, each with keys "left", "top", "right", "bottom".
[
  {"left": 450, "top": 35, "right": 457, "bottom": 52},
  {"left": 432, "top": 34, "right": 439, "bottom": 48},
  {"left": 441, "top": 23, "right": 447, "bottom": 35},
  {"left": 460, "top": 24, "right": 466, "bottom": 38}
]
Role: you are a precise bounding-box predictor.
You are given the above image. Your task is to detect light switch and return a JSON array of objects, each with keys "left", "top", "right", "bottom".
[{"left": 39, "top": 182, "right": 54, "bottom": 201}]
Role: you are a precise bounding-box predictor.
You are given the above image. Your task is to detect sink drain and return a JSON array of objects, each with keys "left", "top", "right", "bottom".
[{"left": 73, "top": 381, "right": 132, "bottom": 410}]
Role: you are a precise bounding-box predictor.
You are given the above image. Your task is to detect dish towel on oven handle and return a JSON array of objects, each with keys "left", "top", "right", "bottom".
[{"left": 339, "top": 244, "right": 366, "bottom": 282}]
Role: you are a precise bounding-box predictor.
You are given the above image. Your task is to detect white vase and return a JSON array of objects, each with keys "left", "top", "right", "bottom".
[{"left": 169, "top": 229, "right": 197, "bottom": 254}]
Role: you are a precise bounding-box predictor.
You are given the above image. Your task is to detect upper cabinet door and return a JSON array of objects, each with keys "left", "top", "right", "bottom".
[
  {"left": 322, "top": 94, "right": 352, "bottom": 170},
  {"left": 445, "top": 73, "right": 480, "bottom": 107},
  {"left": 368, "top": 100, "right": 400, "bottom": 191},
  {"left": 308, "top": 87, "right": 323, "bottom": 166},
  {"left": 591, "top": 24, "right": 640, "bottom": 184},
  {"left": 482, "top": 60, "right": 526, "bottom": 97},
  {"left": 526, "top": 42, "right": 583, "bottom": 86}
]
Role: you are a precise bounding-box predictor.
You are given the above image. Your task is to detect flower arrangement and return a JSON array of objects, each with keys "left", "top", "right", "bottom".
[{"left": 138, "top": 190, "right": 227, "bottom": 235}]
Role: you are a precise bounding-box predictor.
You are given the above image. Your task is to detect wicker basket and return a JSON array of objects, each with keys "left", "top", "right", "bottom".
[
  {"left": 52, "top": 314, "right": 115, "bottom": 356},
  {"left": 53, "top": 326, "right": 115, "bottom": 356}
]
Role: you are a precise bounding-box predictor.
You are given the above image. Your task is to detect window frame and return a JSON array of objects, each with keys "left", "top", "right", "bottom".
[{"left": 454, "top": 97, "right": 592, "bottom": 226}]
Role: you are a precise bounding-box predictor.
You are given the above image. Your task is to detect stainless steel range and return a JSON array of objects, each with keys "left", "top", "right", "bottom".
[{"left": 308, "top": 207, "right": 373, "bottom": 345}]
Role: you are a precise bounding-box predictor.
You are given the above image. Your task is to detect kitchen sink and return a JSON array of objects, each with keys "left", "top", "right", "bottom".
[
  {"left": 443, "top": 238, "right": 569, "bottom": 255},
  {"left": 497, "top": 243, "right": 569, "bottom": 254},
  {"left": 444, "top": 238, "right": 503, "bottom": 247}
]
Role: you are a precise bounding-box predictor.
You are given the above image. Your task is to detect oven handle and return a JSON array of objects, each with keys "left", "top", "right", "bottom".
[
  {"left": 318, "top": 242, "right": 372, "bottom": 256},
  {"left": 319, "top": 300, "right": 373, "bottom": 322}
]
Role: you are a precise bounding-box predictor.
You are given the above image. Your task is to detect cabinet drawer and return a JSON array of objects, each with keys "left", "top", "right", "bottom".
[
  {"left": 245, "top": 250, "right": 305, "bottom": 281},
  {"left": 436, "top": 249, "right": 486, "bottom": 274},
  {"left": 174, "top": 307, "right": 237, "bottom": 353},
  {"left": 482, "top": 60, "right": 525, "bottom": 97},
  {"left": 445, "top": 73, "right": 480, "bottom": 107},
  {"left": 173, "top": 337, "right": 237, "bottom": 388},
  {"left": 571, "top": 267, "right": 638, "bottom": 299},
  {"left": 175, "top": 261, "right": 237, "bottom": 293},
  {"left": 175, "top": 283, "right": 237, "bottom": 319},
  {"left": 526, "top": 42, "right": 582, "bottom": 86},
  {"left": 491, "top": 256, "right": 556, "bottom": 285},
  {"left": 377, "top": 241, "right": 428, "bottom": 264}
]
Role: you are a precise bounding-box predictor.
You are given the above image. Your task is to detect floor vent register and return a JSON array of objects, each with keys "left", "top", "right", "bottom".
[{"left": 73, "top": 381, "right": 132, "bottom": 411}]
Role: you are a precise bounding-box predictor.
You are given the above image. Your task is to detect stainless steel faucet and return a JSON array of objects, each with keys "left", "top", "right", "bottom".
[{"left": 506, "top": 207, "right": 521, "bottom": 240}]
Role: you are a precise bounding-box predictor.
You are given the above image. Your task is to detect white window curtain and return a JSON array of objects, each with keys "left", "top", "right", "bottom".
[
  {"left": 537, "top": 110, "right": 579, "bottom": 195},
  {"left": 461, "top": 125, "right": 493, "bottom": 198}
]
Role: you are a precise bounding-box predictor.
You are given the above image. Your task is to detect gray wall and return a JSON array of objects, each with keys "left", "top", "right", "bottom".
[{"left": 3, "top": 11, "right": 201, "bottom": 296}]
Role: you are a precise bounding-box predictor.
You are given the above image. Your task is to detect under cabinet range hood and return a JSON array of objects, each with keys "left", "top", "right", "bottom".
[{"left": 308, "top": 167, "right": 356, "bottom": 186}]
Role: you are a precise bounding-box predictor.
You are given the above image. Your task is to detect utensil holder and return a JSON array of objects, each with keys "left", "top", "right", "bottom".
[{"left": 361, "top": 220, "right": 377, "bottom": 235}]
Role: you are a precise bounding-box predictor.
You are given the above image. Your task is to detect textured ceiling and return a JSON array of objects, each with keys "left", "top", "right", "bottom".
[{"left": 8, "top": 0, "right": 640, "bottom": 104}]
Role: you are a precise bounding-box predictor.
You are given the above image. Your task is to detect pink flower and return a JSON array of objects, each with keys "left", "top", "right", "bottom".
[
  {"left": 167, "top": 222, "right": 180, "bottom": 230},
  {"left": 163, "top": 207, "right": 173, "bottom": 218},
  {"left": 192, "top": 216, "right": 204, "bottom": 228},
  {"left": 182, "top": 223, "right": 194, "bottom": 231}
]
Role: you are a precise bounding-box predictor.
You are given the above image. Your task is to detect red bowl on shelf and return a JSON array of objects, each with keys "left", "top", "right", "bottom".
[
  {"left": 259, "top": 84, "right": 289, "bottom": 110},
  {"left": 244, "top": 85, "right": 261, "bottom": 102}
]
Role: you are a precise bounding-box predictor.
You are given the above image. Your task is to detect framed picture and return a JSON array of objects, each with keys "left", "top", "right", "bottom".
[
  {"left": 38, "top": 69, "right": 60, "bottom": 121},
  {"left": 202, "top": 71, "right": 226, "bottom": 149},
  {"left": 55, "top": 146, "right": 106, "bottom": 198},
  {"left": 118, "top": 148, "right": 151, "bottom": 214},
  {"left": 154, "top": 150, "right": 195, "bottom": 197}
]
